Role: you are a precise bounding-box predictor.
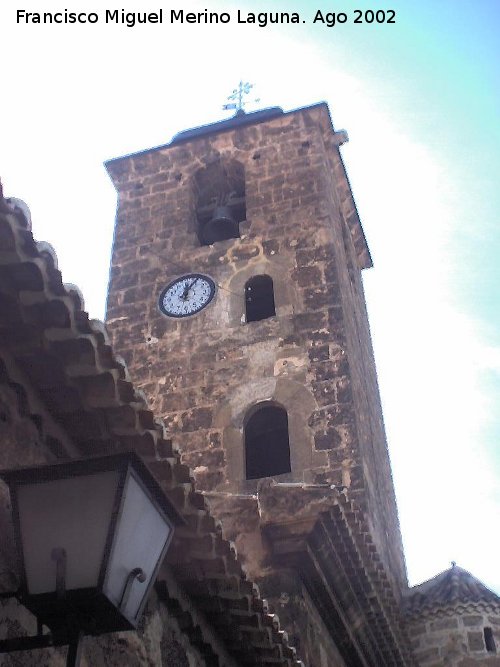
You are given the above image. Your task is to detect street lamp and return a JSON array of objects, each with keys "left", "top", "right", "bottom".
[{"left": 0, "top": 452, "right": 182, "bottom": 665}]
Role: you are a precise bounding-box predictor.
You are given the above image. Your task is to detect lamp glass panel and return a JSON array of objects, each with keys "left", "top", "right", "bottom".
[
  {"left": 17, "top": 470, "right": 120, "bottom": 594},
  {"left": 103, "top": 472, "right": 171, "bottom": 621}
]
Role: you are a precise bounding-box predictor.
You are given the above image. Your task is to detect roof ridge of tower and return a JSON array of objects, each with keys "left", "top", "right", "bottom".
[
  {"left": 104, "top": 101, "right": 330, "bottom": 165},
  {"left": 404, "top": 564, "right": 500, "bottom": 615}
]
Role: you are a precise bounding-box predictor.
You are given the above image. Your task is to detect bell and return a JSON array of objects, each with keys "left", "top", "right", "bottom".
[{"left": 202, "top": 206, "right": 239, "bottom": 244}]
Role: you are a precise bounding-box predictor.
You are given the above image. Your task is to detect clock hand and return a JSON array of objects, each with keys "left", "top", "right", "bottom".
[
  {"left": 189, "top": 276, "right": 201, "bottom": 291},
  {"left": 182, "top": 277, "right": 200, "bottom": 300}
]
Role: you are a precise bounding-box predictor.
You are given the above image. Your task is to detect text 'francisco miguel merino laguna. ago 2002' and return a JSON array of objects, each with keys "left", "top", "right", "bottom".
[{"left": 15, "top": 8, "right": 397, "bottom": 28}]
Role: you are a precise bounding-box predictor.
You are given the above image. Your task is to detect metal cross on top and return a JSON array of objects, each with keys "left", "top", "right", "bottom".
[{"left": 223, "top": 81, "right": 260, "bottom": 115}]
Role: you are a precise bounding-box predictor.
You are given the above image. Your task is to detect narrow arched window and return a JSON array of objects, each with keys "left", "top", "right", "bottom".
[
  {"left": 245, "top": 404, "right": 291, "bottom": 479},
  {"left": 245, "top": 275, "right": 276, "bottom": 323}
]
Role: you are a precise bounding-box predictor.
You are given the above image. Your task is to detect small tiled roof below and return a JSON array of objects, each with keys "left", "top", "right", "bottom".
[{"left": 404, "top": 565, "right": 500, "bottom": 618}]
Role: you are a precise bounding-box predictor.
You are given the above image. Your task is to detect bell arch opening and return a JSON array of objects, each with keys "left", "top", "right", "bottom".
[
  {"left": 193, "top": 159, "right": 245, "bottom": 245},
  {"left": 244, "top": 403, "right": 291, "bottom": 480},
  {"left": 245, "top": 275, "right": 276, "bottom": 323}
]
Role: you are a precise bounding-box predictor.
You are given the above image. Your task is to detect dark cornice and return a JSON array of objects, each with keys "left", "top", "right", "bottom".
[{"left": 258, "top": 482, "right": 416, "bottom": 667}]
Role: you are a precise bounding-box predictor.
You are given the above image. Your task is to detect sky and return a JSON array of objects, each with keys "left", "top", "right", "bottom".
[{"left": 1, "top": 0, "right": 499, "bottom": 593}]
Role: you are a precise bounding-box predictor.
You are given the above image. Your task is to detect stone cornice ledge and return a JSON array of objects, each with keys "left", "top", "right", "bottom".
[{"left": 258, "top": 480, "right": 416, "bottom": 667}]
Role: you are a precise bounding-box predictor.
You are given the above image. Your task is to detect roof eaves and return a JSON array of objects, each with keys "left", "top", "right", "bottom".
[{"left": 0, "top": 187, "right": 304, "bottom": 667}]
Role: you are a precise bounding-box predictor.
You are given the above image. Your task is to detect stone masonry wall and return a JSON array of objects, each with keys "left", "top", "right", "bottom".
[
  {"left": 407, "top": 609, "right": 500, "bottom": 666},
  {"left": 105, "top": 105, "right": 407, "bottom": 594},
  {"left": 0, "top": 588, "right": 206, "bottom": 667},
  {"left": 201, "top": 490, "right": 350, "bottom": 667}
]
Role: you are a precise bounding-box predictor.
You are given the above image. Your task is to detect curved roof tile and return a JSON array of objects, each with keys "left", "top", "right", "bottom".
[{"left": 405, "top": 565, "right": 500, "bottom": 616}]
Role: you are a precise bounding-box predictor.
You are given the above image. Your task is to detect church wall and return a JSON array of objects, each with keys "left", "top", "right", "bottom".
[
  {"left": 194, "top": 487, "right": 351, "bottom": 667},
  {"left": 407, "top": 610, "right": 500, "bottom": 666}
]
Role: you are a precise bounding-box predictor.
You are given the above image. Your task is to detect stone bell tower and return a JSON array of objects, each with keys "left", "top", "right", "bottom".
[{"left": 105, "top": 104, "right": 413, "bottom": 666}]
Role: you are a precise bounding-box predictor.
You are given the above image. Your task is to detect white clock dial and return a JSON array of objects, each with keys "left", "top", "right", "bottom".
[{"left": 159, "top": 274, "right": 216, "bottom": 318}]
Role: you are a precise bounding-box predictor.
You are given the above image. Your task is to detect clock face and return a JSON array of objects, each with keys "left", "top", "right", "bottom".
[{"left": 159, "top": 273, "right": 216, "bottom": 318}]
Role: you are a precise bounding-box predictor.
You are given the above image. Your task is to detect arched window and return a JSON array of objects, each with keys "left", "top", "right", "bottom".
[
  {"left": 245, "top": 404, "right": 291, "bottom": 480},
  {"left": 245, "top": 275, "right": 276, "bottom": 323},
  {"left": 193, "top": 160, "right": 245, "bottom": 246}
]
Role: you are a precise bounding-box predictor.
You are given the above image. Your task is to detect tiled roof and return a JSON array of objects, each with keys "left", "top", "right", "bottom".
[
  {"left": 0, "top": 183, "right": 303, "bottom": 667},
  {"left": 404, "top": 565, "right": 500, "bottom": 618}
]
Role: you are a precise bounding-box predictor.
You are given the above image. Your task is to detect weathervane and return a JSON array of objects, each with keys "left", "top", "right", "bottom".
[{"left": 223, "top": 81, "right": 260, "bottom": 115}]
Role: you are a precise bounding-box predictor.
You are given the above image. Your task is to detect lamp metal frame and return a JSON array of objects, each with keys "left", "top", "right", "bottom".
[{"left": 0, "top": 452, "right": 183, "bottom": 664}]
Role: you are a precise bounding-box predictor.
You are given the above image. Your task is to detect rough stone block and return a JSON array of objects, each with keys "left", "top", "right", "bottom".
[
  {"left": 400, "top": 621, "right": 424, "bottom": 642},
  {"left": 463, "top": 615, "right": 483, "bottom": 627},
  {"left": 430, "top": 618, "right": 459, "bottom": 631},
  {"left": 308, "top": 345, "right": 330, "bottom": 363},
  {"left": 314, "top": 428, "right": 342, "bottom": 451},
  {"left": 414, "top": 647, "right": 440, "bottom": 663},
  {"left": 181, "top": 407, "right": 213, "bottom": 432},
  {"left": 291, "top": 265, "right": 322, "bottom": 288},
  {"left": 468, "top": 631, "right": 485, "bottom": 651}
]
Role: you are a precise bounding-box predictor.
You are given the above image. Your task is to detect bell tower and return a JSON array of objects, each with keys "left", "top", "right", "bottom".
[{"left": 105, "top": 104, "right": 412, "bottom": 666}]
